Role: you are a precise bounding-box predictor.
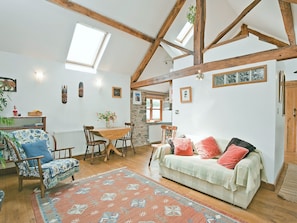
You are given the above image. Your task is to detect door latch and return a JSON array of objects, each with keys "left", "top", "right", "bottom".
[{"left": 294, "top": 108, "right": 296, "bottom": 117}]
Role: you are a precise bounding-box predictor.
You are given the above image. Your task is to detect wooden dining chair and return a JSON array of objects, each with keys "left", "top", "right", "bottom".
[
  {"left": 83, "top": 125, "right": 107, "bottom": 162},
  {"left": 148, "top": 125, "right": 177, "bottom": 166},
  {"left": 114, "top": 122, "right": 135, "bottom": 155}
]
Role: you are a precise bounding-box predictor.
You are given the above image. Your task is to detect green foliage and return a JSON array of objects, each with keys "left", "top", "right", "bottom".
[
  {"left": 0, "top": 88, "right": 7, "bottom": 112},
  {"left": 97, "top": 111, "right": 117, "bottom": 122},
  {"left": 187, "top": 5, "right": 196, "bottom": 24},
  {"left": 0, "top": 88, "right": 14, "bottom": 168}
]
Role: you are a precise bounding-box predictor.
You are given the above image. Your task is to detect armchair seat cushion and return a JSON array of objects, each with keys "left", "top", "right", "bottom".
[{"left": 42, "top": 158, "right": 79, "bottom": 189}]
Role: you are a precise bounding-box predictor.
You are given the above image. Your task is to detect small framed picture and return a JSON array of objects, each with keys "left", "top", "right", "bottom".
[
  {"left": 133, "top": 90, "right": 142, "bottom": 105},
  {"left": 112, "top": 87, "right": 122, "bottom": 98},
  {"left": 180, "top": 86, "right": 192, "bottom": 103}
]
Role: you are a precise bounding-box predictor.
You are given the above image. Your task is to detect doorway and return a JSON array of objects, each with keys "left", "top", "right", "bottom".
[{"left": 285, "top": 81, "right": 297, "bottom": 152}]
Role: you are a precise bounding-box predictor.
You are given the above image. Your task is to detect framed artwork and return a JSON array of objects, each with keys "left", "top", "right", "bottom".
[
  {"left": 213, "top": 65, "right": 267, "bottom": 88},
  {"left": 0, "top": 77, "right": 17, "bottom": 92},
  {"left": 133, "top": 90, "right": 142, "bottom": 105},
  {"left": 112, "top": 86, "right": 122, "bottom": 98},
  {"left": 180, "top": 86, "right": 192, "bottom": 103}
]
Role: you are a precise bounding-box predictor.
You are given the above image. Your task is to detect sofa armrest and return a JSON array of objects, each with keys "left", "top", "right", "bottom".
[
  {"left": 153, "top": 144, "right": 171, "bottom": 162},
  {"left": 231, "top": 149, "right": 266, "bottom": 192}
]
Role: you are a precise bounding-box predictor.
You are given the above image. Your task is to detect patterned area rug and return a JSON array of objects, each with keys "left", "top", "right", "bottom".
[
  {"left": 278, "top": 163, "right": 297, "bottom": 203},
  {"left": 32, "top": 167, "right": 244, "bottom": 223}
]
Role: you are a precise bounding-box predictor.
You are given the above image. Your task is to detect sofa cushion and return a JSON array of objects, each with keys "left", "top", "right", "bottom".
[
  {"left": 217, "top": 144, "right": 249, "bottom": 169},
  {"left": 195, "top": 136, "right": 221, "bottom": 159},
  {"left": 225, "top": 137, "right": 256, "bottom": 156},
  {"left": 22, "top": 140, "right": 53, "bottom": 167},
  {"left": 173, "top": 138, "right": 193, "bottom": 156}
]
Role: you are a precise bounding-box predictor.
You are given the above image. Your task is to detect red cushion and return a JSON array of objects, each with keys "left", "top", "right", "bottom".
[
  {"left": 195, "top": 136, "right": 221, "bottom": 159},
  {"left": 173, "top": 138, "right": 193, "bottom": 156},
  {"left": 217, "top": 144, "right": 249, "bottom": 169}
]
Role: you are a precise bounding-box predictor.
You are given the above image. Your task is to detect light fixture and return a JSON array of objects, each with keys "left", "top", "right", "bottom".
[
  {"left": 35, "top": 71, "right": 44, "bottom": 82},
  {"left": 196, "top": 70, "right": 204, "bottom": 80}
]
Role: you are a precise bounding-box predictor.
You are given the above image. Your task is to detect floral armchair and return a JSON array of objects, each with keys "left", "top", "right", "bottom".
[{"left": 5, "top": 129, "right": 80, "bottom": 198}]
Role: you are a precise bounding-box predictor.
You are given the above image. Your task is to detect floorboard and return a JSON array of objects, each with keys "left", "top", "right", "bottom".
[{"left": 0, "top": 145, "right": 296, "bottom": 222}]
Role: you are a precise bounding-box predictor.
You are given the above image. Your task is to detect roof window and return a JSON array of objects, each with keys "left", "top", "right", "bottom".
[
  {"left": 66, "top": 23, "right": 111, "bottom": 73},
  {"left": 175, "top": 22, "right": 193, "bottom": 46}
]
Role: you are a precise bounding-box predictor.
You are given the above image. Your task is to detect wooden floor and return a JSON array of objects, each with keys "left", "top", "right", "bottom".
[{"left": 0, "top": 145, "right": 297, "bottom": 223}]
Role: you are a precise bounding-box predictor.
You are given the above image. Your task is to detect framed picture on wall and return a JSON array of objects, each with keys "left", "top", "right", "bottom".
[
  {"left": 180, "top": 86, "right": 192, "bottom": 103},
  {"left": 133, "top": 91, "right": 142, "bottom": 105},
  {"left": 112, "top": 86, "right": 122, "bottom": 98}
]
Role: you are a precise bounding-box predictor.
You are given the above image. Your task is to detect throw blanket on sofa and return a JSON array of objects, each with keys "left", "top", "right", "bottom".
[{"left": 153, "top": 145, "right": 267, "bottom": 192}]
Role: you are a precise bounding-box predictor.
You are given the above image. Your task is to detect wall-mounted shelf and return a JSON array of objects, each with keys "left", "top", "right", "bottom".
[{"left": 0, "top": 116, "right": 46, "bottom": 131}]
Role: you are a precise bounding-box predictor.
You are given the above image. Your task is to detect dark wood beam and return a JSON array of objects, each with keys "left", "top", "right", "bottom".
[
  {"left": 278, "top": 0, "right": 296, "bottom": 45},
  {"left": 130, "top": 0, "right": 186, "bottom": 83},
  {"left": 131, "top": 45, "right": 297, "bottom": 89},
  {"left": 160, "top": 39, "right": 193, "bottom": 55},
  {"left": 205, "top": 0, "right": 261, "bottom": 51},
  {"left": 247, "top": 27, "right": 289, "bottom": 47},
  {"left": 47, "top": 0, "right": 155, "bottom": 43},
  {"left": 204, "top": 24, "right": 288, "bottom": 52},
  {"left": 281, "top": 0, "right": 297, "bottom": 3},
  {"left": 193, "top": 0, "right": 206, "bottom": 65}
]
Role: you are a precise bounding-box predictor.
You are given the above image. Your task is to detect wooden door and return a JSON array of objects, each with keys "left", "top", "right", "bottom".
[{"left": 285, "top": 81, "right": 297, "bottom": 152}]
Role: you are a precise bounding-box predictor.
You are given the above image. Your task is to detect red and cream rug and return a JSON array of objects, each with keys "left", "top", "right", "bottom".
[{"left": 32, "top": 167, "right": 244, "bottom": 223}]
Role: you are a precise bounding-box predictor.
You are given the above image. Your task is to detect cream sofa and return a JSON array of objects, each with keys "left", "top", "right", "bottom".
[{"left": 153, "top": 138, "right": 266, "bottom": 209}]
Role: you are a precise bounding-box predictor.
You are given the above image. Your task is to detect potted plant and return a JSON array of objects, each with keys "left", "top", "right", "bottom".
[
  {"left": 97, "top": 111, "right": 117, "bottom": 128},
  {"left": 0, "top": 88, "right": 13, "bottom": 167},
  {"left": 187, "top": 5, "right": 196, "bottom": 24}
]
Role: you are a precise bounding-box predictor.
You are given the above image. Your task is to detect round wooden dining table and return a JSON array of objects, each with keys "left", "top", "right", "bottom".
[{"left": 91, "top": 127, "right": 130, "bottom": 162}]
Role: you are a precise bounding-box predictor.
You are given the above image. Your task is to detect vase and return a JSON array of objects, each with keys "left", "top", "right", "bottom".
[{"left": 106, "top": 120, "right": 111, "bottom": 128}]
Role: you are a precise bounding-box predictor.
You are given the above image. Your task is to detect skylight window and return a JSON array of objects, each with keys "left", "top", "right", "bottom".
[
  {"left": 176, "top": 22, "right": 193, "bottom": 46},
  {"left": 66, "top": 23, "right": 111, "bottom": 73}
]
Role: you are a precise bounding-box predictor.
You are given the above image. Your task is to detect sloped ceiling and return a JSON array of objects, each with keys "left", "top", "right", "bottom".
[{"left": 0, "top": 0, "right": 296, "bottom": 92}]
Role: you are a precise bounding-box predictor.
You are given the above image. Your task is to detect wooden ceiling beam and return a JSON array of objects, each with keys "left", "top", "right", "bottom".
[
  {"left": 247, "top": 27, "right": 289, "bottom": 47},
  {"left": 193, "top": 0, "right": 206, "bottom": 65},
  {"left": 47, "top": 0, "right": 155, "bottom": 43},
  {"left": 278, "top": 0, "right": 296, "bottom": 45},
  {"left": 204, "top": 0, "right": 261, "bottom": 51},
  {"left": 204, "top": 23, "right": 288, "bottom": 52},
  {"left": 131, "top": 45, "right": 297, "bottom": 89},
  {"left": 130, "top": 0, "right": 186, "bottom": 83},
  {"left": 160, "top": 39, "right": 193, "bottom": 55},
  {"left": 280, "top": 0, "right": 297, "bottom": 3}
]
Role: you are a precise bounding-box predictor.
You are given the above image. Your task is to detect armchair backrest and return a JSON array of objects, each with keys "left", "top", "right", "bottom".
[{"left": 6, "top": 129, "right": 52, "bottom": 163}]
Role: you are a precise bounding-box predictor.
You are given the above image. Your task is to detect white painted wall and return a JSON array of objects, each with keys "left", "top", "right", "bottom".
[
  {"left": 0, "top": 51, "right": 130, "bottom": 156},
  {"left": 171, "top": 36, "right": 297, "bottom": 184}
]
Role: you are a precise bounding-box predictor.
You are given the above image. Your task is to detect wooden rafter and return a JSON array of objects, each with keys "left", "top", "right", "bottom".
[
  {"left": 281, "top": 0, "right": 297, "bottom": 3},
  {"left": 131, "top": 45, "right": 297, "bottom": 89},
  {"left": 247, "top": 27, "right": 289, "bottom": 47},
  {"left": 204, "top": 0, "right": 261, "bottom": 51},
  {"left": 47, "top": 0, "right": 155, "bottom": 43},
  {"left": 193, "top": 0, "right": 206, "bottom": 65},
  {"left": 160, "top": 39, "right": 193, "bottom": 55},
  {"left": 130, "top": 0, "right": 186, "bottom": 83},
  {"left": 278, "top": 0, "right": 296, "bottom": 45}
]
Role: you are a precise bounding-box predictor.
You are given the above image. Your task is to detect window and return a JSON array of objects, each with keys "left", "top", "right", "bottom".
[
  {"left": 65, "top": 23, "right": 111, "bottom": 73},
  {"left": 175, "top": 22, "right": 193, "bottom": 46},
  {"left": 146, "top": 98, "right": 163, "bottom": 122}
]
